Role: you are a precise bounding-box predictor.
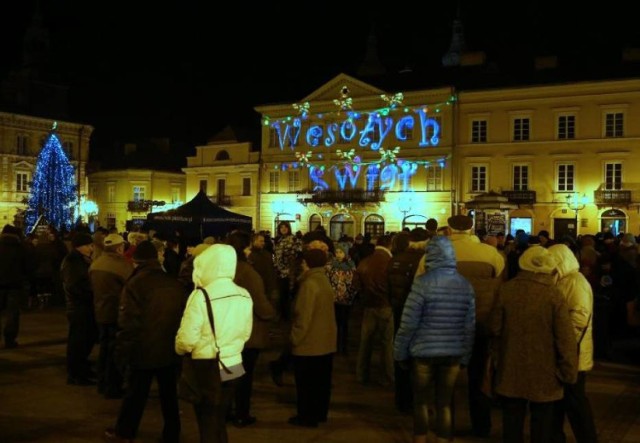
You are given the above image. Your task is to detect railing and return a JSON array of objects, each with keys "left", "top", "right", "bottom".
[
  {"left": 298, "top": 189, "right": 385, "bottom": 204},
  {"left": 502, "top": 190, "right": 536, "bottom": 204},
  {"left": 594, "top": 189, "right": 631, "bottom": 205},
  {"left": 127, "top": 200, "right": 150, "bottom": 212},
  {"left": 211, "top": 195, "right": 232, "bottom": 206}
]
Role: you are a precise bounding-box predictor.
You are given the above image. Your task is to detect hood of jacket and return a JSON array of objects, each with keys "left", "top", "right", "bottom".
[
  {"left": 425, "top": 235, "right": 457, "bottom": 270},
  {"left": 548, "top": 243, "right": 579, "bottom": 278},
  {"left": 192, "top": 243, "right": 236, "bottom": 287}
]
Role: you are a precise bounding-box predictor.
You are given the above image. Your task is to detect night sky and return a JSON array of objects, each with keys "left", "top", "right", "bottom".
[{"left": 1, "top": 1, "right": 639, "bottom": 167}]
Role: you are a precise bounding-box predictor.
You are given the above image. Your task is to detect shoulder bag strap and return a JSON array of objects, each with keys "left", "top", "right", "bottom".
[
  {"left": 197, "top": 286, "right": 231, "bottom": 374},
  {"left": 578, "top": 313, "right": 592, "bottom": 346}
]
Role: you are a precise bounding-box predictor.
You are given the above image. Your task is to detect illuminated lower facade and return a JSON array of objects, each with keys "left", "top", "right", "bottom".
[
  {"left": 255, "top": 74, "right": 640, "bottom": 239},
  {"left": 88, "top": 169, "right": 185, "bottom": 233}
]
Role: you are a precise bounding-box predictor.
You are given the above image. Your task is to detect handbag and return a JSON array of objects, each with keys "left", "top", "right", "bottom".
[
  {"left": 177, "top": 287, "right": 227, "bottom": 404},
  {"left": 627, "top": 299, "right": 640, "bottom": 327}
]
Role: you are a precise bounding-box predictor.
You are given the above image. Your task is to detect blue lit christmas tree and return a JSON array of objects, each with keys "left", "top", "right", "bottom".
[{"left": 25, "top": 125, "right": 77, "bottom": 233}]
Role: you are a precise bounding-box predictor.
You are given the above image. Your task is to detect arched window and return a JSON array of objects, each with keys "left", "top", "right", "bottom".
[
  {"left": 215, "top": 150, "right": 230, "bottom": 161},
  {"left": 309, "top": 214, "right": 322, "bottom": 232},
  {"left": 329, "top": 214, "right": 354, "bottom": 241},
  {"left": 403, "top": 214, "right": 427, "bottom": 230},
  {"left": 600, "top": 209, "right": 627, "bottom": 235},
  {"left": 364, "top": 214, "right": 385, "bottom": 238}
]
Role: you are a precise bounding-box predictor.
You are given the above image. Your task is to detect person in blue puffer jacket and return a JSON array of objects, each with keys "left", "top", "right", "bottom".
[{"left": 394, "top": 235, "right": 476, "bottom": 443}]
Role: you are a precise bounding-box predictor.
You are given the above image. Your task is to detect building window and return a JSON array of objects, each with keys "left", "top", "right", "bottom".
[
  {"left": 215, "top": 150, "right": 230, "bottom": 161},
  {"left": 427, "top": 116, "right": 442, "bottom": 142},
  {"left": 558, "top": 115, "right": 575, "bottom": 140},
  {"left": 106, "top": 212, "right": 116, "bottom": 229},
  {"left": 199, "top": 180, "right": 207, "bottom": 194},
  {"left": 217, "top": 179, "right": 226, "bottom": 197},
  {"left": 309, "top": 214, "right": 322, "bottom": 232},
  {"left": 268, "top": 128, "right": 279, "bottom": 148},
  {"left": 426, "top": 164, "right": 443, "bottom": 191},
  {"left": 367, "top": 172, "right": 380, "bottom": 191},
  {"left": 63, "top": 141, "right": 74, "bottom": 158},
  {"left": 288, "top": 170, "right": 300, "bottom": 192},
  {"left": 512, "top": 164, "right": 529, "bottom": 191},
  {"left": 107, "top": 185, "right": 115, "bottom": 203},
  {"left": 16, "top": 172, "right": 29, "bottom": 192},
  {"left": 470, "top": 165, "right": 487, "bottom": 192},
  {"left": 269, "top": 171, "right": 279, "bottom": 193},
  {"left": 364, "top": 214, "right": 385, "bottom": 238},
  {"left": 604, "top": 162, "right": 622, "bottom": 190},
  {"left": 512, "top": 117, "right": 530, "bottom": 141},
  {"left": 16, "top": 135, "right": 28, "bottom": 155},
  {"left": 242, "top": 177, "right": 251, "bottom": 196},
  {"left": 471, "top": 120, "right": 487, "bottom": 143},
  {"left": 557, "top": 163, "right": 575, "bottom": 192},
  {"left": 133, "top": 186, "right": 146, "bottom": 201},
  {"left": 171, "top": 186, "right": 180, "bottom": 203},
  {"left": 605, "top": 112, "right": 624, "bottom": 137}
]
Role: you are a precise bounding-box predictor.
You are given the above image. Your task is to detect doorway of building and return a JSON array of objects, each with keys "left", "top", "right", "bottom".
[
  {"left": 600, "top": 209, "right": 627, "bottom": 235},
  {"left": 554, "top": 218, "right": 576, "bottom": 239},
  {"left": 309, "top": 214, "right": 322, "bottom": 232},
  {"left": 364, "top": 214, "right": 385, "bottom": 238},
  {"left": 330, "top": 214, "right": 354, "bottom": 241}
]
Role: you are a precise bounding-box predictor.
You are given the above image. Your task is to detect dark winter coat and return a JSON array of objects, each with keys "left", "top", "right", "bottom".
[
  {"left": 116, "top": 260, "right": 184, "bottom": 369},
  {"left": 61, "top": 249, "right": 94, "bottom": 314},
  {"left": 89, "top": 251, "right": 133, "bottom": 324},
  {"left": 234, "top": 260, "right": 276, "bottom": 349},
  {"left": 0, "top": 233, "right": 32, "bottom": 290}
]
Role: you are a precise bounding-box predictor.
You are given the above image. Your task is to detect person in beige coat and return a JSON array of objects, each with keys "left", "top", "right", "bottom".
[
  {"left": 548, "top": 244, "right": 597, "bottom": 443},
  {"left": 289, "top": 248, "right": 337, "bottom": 428},
  {"left": 489, "top": 245, "right": 578, "bottom": 443}
]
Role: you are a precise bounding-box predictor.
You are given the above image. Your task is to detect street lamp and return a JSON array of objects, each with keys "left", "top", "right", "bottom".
[
  {"left": 565, "top": 193, "right": 587, "bottom": 237},
  {"left": 397, "top": 194, "right": 413, "bottom": 228}
]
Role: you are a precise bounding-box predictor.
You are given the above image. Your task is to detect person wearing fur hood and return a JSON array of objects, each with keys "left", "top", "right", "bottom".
[
  {"left": 175, "top": 244, "right": 253, "bottom": 443},
  {"left": 489, "top": 245, "right": 578, "bottom": 443},
  {"left": 548, "top": 244, "right": 597, "bottom": 443}
]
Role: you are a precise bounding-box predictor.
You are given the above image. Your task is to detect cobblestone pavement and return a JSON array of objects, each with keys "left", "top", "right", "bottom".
[{"left": 0, "top": 306, "right": 639, "bottom": 442}]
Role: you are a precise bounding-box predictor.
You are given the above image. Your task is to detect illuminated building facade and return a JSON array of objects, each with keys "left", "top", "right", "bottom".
[
  {"left": 456, "top": 78, "right": 640, "bottom": 238},
  {"left": 0, "top": 112, "right": 92, "bottom": 228},
  {"left": 182, "top": 134, "right": 259, "bottom": 224},
  {"left": 88, "top": 169, "right": 185, "bottom": 233},
  {"left": 255, "top": 74, "right": 455, "bottom": 239},
  {"left": 256, "top": 74, "right": 640, "bottom": 239}
]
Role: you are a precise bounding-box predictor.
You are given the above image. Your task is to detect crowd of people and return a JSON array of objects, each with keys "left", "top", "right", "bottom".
[{"left": 1, "top": 217, "right": 639, "bottom": 443}]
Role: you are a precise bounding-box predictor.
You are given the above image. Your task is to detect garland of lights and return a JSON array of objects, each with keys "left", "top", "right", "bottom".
[
  {"left": 261, "top": 87, "right": 456, "bottom": 128},
  {"left": 262, "top": 86, "right": 455, "bottom": 192}
]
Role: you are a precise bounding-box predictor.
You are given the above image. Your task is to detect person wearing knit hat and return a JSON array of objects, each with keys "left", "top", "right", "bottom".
[
  {"left": 447, "top": 214, "right": 474, "bottom": 232},
  {"left": 132, "top": 240, "right": 158, "bottom": 263},
  {"left": 289, "top": 245, "right": 336, "bottom": 427},
  {"left": 489, "top": 245, "right": 577, "bottom": 443},
  {"left": 72, "top": 232, "right": 94, "bottom": 248}
]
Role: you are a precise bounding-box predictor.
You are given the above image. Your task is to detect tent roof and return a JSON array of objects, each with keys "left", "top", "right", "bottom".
[
  {"left": 146, "top": 191, "right": 252, "bottom": 239},
  {"left": 164, "top": 191, "right": 251, "bottom": 221}
]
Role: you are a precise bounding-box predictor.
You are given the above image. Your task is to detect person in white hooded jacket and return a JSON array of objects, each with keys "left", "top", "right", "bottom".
[
  {"left": 175, "top": 243, "right": 253, "bottom": 443},
  {"left": 548, "top": 243, "right": 597, "bottom": 443}
]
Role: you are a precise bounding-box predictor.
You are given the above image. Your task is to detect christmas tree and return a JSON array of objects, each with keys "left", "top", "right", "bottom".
[{"left": 25, "top": 126, "right": 77, "bottom": 233}]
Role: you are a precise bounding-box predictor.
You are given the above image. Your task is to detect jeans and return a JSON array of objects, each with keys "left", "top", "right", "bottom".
[
  {"left": 551, "top": 372, "right": 598, "bottom": 443},
  {"left": 412, "top": 356, "right": 461, "bottom": 438},
  {"left": 334, "top": 303, "right": 351, "bottom": 354},
  {"left": 356, "top": 306, "right": 394, "bottom": 384}
]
